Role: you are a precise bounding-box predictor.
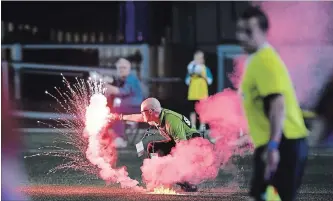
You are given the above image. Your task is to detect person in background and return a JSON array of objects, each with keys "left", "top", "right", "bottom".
[
  {"left": 185, "top": 51, "right": 213, "bottom": 131},
  {"left": 105, "top": 58, "right": 144, "bottom": 148}
]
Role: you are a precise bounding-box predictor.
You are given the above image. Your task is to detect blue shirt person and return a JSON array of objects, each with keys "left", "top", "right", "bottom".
[
  {"left": 105, "top": 58, "right": 143, "bottom": 148},
  {"left": 185, "top": 51, "right": 213, "bottom": 131}
]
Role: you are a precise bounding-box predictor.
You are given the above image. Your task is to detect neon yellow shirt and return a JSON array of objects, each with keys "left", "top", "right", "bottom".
[{"left": 240, "top": 45, "right": 307, "bottom": 148}]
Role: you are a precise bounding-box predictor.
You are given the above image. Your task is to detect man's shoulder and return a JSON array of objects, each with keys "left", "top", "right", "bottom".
[
  {"left": 163, "top": 109, "right": 182, "bottom": 124},
  {"left": 250, "top": 46, "right": 286, "bottom": 71},
  {"left": 250, "top": 46, "right": 274, "bottom": 61},
  {"left": 164, "top": 109, "right": 181, "bottom": 118}
]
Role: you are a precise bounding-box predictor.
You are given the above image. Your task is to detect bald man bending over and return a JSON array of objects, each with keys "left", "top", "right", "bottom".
[{"left": 110, "top": 97, "right": 201, "bottom": 192}]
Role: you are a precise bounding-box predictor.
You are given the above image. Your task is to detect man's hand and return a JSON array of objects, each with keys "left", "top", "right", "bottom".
[
  {"left": 105, "top": 84, "right": 119, "bottom": 96},
  {"left": 263, "top": 149, "right": 280, "bottom": 181},
  {"left": 108, "top": 113, "right": 123, "bottom": 121}
]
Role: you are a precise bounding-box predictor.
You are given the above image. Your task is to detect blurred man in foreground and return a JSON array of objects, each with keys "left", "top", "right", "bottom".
[
  {"left": 236, "top": 6, "right": 308, "bottom": 201},
  {"left": 2, "top": 66, "right": 30, "bottom": 200},
  {"left": 105, "top": 58, "right": 143, "bottom": 148},
  {"left": 110, "top": 97, "right": 201, "bottom": 192},
  {"left": 185, "top": 51, "right": 213, "bottom": 131}
]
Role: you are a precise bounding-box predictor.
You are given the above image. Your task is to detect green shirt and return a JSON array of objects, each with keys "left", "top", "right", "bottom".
[{"left": 158, "top": 108, "right": 199, "bottom": 142}]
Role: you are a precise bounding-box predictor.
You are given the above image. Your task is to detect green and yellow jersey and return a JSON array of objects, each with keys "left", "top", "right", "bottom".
[
  {"left": 158, "top": 108, "right": 199, "bottom": 142},
  {"left": 240, "top": 44, "right": 308, "bottom": 148}
]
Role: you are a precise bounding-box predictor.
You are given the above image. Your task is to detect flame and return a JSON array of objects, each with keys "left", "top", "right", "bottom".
[{"left": 151, "top": 186, "right": 178, "bottom": 195}]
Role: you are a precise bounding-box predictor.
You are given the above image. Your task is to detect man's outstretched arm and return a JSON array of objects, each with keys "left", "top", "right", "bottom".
[
  {"left": 109, "top": 113, "right": 145, "bottom": 122},
  {"left": 123, "top": 114, "right": 145, "bottom": 122}
]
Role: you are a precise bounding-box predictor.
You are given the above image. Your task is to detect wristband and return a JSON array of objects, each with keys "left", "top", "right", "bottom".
[
  {"left": 119, "top": 114, "right": 123, "bottom": 121},
  {"left": 267, "top": 141, "right": 279, "bottom": 151}
]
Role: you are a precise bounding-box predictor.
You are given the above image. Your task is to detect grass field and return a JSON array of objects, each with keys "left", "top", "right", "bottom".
[{"left": 20, "top": 131, "right": 333, "bottom": 201}]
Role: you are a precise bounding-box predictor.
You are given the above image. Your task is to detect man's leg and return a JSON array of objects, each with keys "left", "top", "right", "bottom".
[
  {"left": 249, "top": 146, "right": 268, "bottom": 201},
  {"left": 147, "top": 140, "right": 176, "bottom": 158},
  {"left": 188, "top": 100, "right": 198, "bottom": 129},
  {"left": 273, "top": 138, "right": 308, "bottom": 201}
]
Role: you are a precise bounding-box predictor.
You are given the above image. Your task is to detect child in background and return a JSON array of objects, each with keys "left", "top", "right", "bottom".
[{"left": 185, "top": 51, "right": 213, "bottom": 131}]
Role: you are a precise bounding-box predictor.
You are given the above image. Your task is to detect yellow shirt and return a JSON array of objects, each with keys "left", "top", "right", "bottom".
[
  {"left": 240, "top": 44, "right": 308, "bottom": 148},
  {"left": 188, "top": 65, "right": 209, "bottom": 100}
]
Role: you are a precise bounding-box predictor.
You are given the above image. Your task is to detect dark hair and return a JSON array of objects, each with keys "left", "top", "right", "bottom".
[{"left": 241, "top": 6, "right": 269, "bottom": 32}]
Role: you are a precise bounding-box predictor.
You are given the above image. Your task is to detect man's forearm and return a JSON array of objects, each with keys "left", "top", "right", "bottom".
[
  {"left": 122, "top": 114, "right": 145, "bottom": 122},
  {"left": 269, "top": 95, "right": 285, "bottom": 143}
]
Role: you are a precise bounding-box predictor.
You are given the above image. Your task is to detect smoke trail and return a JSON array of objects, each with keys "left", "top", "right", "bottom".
[
  {"left": 84, "top": 93, "right": 143, "bottom": 191},
  {"left": 196, "top": 89, "right": 252, "bottom": 190},
  {"left": 228, "top": 56, "right": 247, "bottom": 90},
  {"left": 258, "top": 1, "right": 333, "bottom": 107}
]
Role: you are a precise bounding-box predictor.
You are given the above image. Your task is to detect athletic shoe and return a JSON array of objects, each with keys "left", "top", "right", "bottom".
[{"left": 177, "top": 182, "right": 198, "bottom": 192}]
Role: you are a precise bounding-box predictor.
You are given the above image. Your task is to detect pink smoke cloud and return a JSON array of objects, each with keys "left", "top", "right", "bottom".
[
  {"left": 228, "top": 56, "right": 247, "bottom": 90},
  {"left": 196, "top": 89, "right": 251, "bottom": 162},
  {"left": 141, "top": 137, "right": 218, "bottom": 190},
  {"left": 259, "top": 1, "right": 333, "bottom": 107}
]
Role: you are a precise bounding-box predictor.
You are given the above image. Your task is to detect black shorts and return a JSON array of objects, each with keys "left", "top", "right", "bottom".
[
  {"left": 146, "top": 133, "right": 202, "bottom": 158},
  {"left": 250, "top": 136, "right": 308, "bottom": 201}
]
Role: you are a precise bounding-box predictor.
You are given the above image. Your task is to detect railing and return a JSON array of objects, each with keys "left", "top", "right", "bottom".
[
  {"left": 2, "top": 43, "right": 249, "bottom": 132},
  {"left": 2, "top": 44, "right": 151, "bottom": 100},
  {"left": 1, "top": 43, "right": 183, "bottom": 125}
]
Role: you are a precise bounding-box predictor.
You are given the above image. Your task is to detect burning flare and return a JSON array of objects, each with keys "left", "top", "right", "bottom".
[
  {"left": 151, "top": 186, "right": 178, "bottom": 195},
  {"left": 84, "top": 92, "right": 143, "bottom": 191}
]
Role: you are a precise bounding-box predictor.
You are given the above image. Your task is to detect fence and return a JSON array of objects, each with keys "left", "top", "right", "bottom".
[
  {"left": 1, "top": 44, "right": 182, "bottom": 134},
  {"left": 2, "top": 43, "right": 245, "bottom": 123}
]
